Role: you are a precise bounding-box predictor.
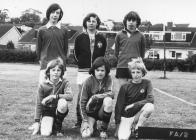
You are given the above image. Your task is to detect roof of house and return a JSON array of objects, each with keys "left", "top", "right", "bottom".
[
  {"left": 18, "top": 29, "right": 37, "bottom": 43},
  {"left": 0, "top": 24, "right": 14, "bottom": 38},
  {"left": 149, "top": 24, "right": 164, "bottom": 31},
  {"left": 67, "top": 26, "right": 83, "bottom": 43}
]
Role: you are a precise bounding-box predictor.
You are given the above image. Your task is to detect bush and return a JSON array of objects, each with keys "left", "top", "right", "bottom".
[
  {"left": 186, "top": 54, "right": 196, "bottom": 72},
  {"left": 143, "top": 58, "right": 192, "bottom": 72},
  {"left": 6, "top": 41, "right": 15, "bottom": 49},
  {"left": 0, "top": 49, "right": 37, "bottom": 63},
  {"left": 66, "top": 54, "right": 77, "bottom": 66},
  {"left": 105, "top": 55, "right": 117, "bottom": 68}
]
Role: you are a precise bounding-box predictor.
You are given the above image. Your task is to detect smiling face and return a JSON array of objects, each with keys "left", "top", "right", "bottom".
[
  {"left": 49, "top": 65, "right": 62, "bottom": 82},
  {"left": 49, "top": 9, "right": 61, "bottom": 24},
  {"left": 86, "top": 17, "right": 97, "bottom": 31},
  {"left": 95, "top": 65, "right": 106, "bottom": 80},
  {"left": 131, "top": 68, "right": 143, "bottom": 83}
]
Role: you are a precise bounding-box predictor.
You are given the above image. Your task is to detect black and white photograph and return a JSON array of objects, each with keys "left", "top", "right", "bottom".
[{"left": 0, "top": 0, "right": 196, "bottom": 139}]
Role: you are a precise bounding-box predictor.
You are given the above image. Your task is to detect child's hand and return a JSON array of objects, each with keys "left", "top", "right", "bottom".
[
  {"left": 28, "top": 122, "right": 40, "bottom": 135},
  {"left": 81, "top": 121, "right": 91, "bottom": 138},
  {"left": 81, "top": 121, "right": 90, "bottom": 130},
  {"left": 41, "top": 95, "right": 56, "bottom": 105},
  {"left": 92, "top": 94, "right": 105, "bottom": 99},
  {"left": 125, "top": 104, "right": 134, "bottom": 111}
]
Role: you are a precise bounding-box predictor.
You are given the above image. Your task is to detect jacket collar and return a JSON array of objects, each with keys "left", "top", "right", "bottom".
[
  {"left": 45, "top": 78, "right": 62, "bottom": 85},
  {"left": 46, "top": 22, "right": 61, "bottom": 29},
  {"left": 122, "top": 28, "right": 139, "bottom": 34}
]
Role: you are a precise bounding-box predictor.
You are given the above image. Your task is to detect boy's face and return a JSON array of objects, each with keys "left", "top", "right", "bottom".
[
  {"left": 86, "top": 17, "right": 97, "bottom": 31},
  {"left": 131, "top": 68, "right": 142, "bottom": 83},
  {"left": 126, "top": 19, "right": 137, "bottom": 32},
  {"left": 95, "top": 65, "right": 106, "bottom": 80},
  {"left": 49, "top": 65, "right": 62, "bottom": 81},
  {"left": 49, "top": 9, "right": 61, "bottom": 23}
]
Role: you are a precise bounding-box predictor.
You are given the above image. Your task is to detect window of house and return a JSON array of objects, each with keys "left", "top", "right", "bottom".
[
  {"left": 171, "top": 51, "right": 176, "bottom": 58},
  {"left": 176, "top": 53, "right": 182, "bottom": 59},
  {"left": 171, "top": 32, "right": 186, "bottom": 41}
]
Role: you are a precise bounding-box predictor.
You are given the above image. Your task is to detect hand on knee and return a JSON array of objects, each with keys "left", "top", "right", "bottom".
[
  {"left": 81, "top": 121, "right": 92, "bottom": 138},
  {"left": 143, "top": 103, "right": 154, "bottom": 118},
  {"left": 57, "top": 98, "right": 68, "bottom": 113},
  {"left": 103, "top": 97, "right": 113, "bottom": 112}
]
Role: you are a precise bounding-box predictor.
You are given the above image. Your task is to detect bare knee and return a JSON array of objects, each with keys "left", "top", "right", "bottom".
[
  {"left": 103, "top": 97, "right": 113, "bottom": 112},
  {"left": 41, "top": 130, "right": 52, "bottom": 136},
  {"left": 57, "top": 98, "right": 68, "bottom": 113},
  {"left": 142, "top": 103, "right": 154, "bottom": 118},
  {"left": 40, "top": 117, "right": 53, "bottom": 136}
]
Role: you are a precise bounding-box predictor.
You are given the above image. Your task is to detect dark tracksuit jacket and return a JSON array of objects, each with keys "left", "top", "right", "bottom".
[
  {"left": 115, "top": 79, "right": 154, "bottom": 125},
  {"left": 34, "top": 78, "right": 73, "bottom": 122},
  {"left": 74, "top": 32, "right": 107, "bottom": 71},
  {"left": 80, "top": 75, "right": 114, "bottom": 122}
]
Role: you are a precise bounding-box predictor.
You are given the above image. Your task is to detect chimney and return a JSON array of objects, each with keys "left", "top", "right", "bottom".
[{"left": 167, "top": 22, "right": 173, "bottom": 31}]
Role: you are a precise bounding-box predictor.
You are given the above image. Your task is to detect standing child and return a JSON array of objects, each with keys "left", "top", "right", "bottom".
[
  {"left": 73, "top": 13, "right": 107, "bottom": 128},
  {"left": 29, "top": 58, "right": 73, "bottom": 136},
  {"left": 36, "top": 3, "right": 69, "bottom": 84},
  {"left": 115, "top": 11, "right": 146, "bottom": 87},
  {"left": 79, "top": 57, "right": 114, "bottom": 138},
  {"left": 114, "top": 58, "right": 154, "bottom": 140}
]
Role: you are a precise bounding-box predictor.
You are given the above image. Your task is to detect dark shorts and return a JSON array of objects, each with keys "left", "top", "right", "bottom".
[
  {"left": 116, "top": 68, "right": 132, "bottom": 79},
  {"left": 86, "top": 98, "right": 103, "bottom": 120},
  {"left": 42, "top": 106, "right": 69, "bottom": 118}
]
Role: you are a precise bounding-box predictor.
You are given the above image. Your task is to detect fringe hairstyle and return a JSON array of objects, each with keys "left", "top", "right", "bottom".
[
  {"left": 46, "top": 3, "right": 63, "bottom": 22},
  {"left": 128, "top": 58, "right": 147, "bottom": 77},
  {"left": 45, "top": 57, "right": 65, "bottom": 79}
]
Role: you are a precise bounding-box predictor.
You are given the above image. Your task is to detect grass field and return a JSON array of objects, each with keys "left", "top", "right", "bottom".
[{"left": 0, "top": 63, "right": 196, "bottom": 140}]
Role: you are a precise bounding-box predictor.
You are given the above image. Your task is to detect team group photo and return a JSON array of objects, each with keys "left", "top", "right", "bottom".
[{"left": 0, "top": 0, "right": 196, "bottom": 140}]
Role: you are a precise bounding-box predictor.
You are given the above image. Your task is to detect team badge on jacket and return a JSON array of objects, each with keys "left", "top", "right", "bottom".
[
  {"left": 140, "top": 88, "right": 145, "bottom": 93},
  {"left": 97, "top": 42, "right": 103, "bottom": 48}
]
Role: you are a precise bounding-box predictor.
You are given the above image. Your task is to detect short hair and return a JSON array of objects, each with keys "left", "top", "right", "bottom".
[
  {"left": 123, "top": 11, "right": 141, "bottom": 28},
  {"left": 128, "top": 58, "right": 147, "bottom": 77},
  {"left": 46, "top": 3, "right": 63, "bottom": 22},
  {"left": 45, "top": 57, "right": 65, "bottom": 79},
  {"left": 89, "top": 57, "right": 110, "bottom": 77},
  {"left": 83, "top": 13, "right": 101, "bottom": 29}
]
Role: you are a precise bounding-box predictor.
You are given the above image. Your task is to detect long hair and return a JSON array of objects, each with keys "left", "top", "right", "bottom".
[
  {"left": 89, "top": 57, "right": 110, "bottom": 77},
  {"left": 123, "top": 11, "right": 141, "bottom": 28},
  {"left": 83, "top": 13, "right": 101, "bottom": 29},
  {"left": 46, "top": 3, "right": 63, "bottom": 22},
  {"left": 45, "top": 57, "right": 65, "bottom": 79}
]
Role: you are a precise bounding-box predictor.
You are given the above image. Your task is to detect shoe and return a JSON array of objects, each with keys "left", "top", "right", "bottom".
[
  {"left": 100, "top": 131, "right": 108, "bottom": 138},
  {"left": 92, "top": 122, "right": 99, "bottom": 137},
  {"left": 72, "top": 122, "right": 81, "bottom": 129},
  {"left": 130, "top": 128, "right": 138, "bottom": 139},
  {"left": 56, "top": 132, "right": 64, "bottom": 136}
]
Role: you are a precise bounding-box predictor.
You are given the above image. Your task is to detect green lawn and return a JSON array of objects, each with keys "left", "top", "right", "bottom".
[{"left": 0, "top": 63, "right": 196, "bottom": 140}]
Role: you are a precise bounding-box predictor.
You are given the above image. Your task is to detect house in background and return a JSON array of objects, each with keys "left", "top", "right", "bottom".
[
  {"left": 145, "top": 22, "right": 196, "bottom": 60},
  {"left": 17, "top": 28, "right": 37, "bottom": 51},
  {"left": 0, "top": 24, "right": 22, "bottom": 49},
  {"left": 67, "top": 26, "right": 83, "bottom": 55}
]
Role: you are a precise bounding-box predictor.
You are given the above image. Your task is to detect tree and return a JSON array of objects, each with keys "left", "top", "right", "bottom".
[
  {"left": 20, "top": 13, "right": 41, "bottom": 27},
  {"left": 141, "top": 20, "right": 152, "bottom": 32},
  {"left": 41, "top": 17, "right": 48, "bottom": 25},
  {"left": 7, "top": 41, "right": 15, "bottom": 49},
  {"left": 0, "top": 9, "right": 9, "bottom": 23},
  {"left": 11, "top": 17, "right": 21, "bottom": 24},
  {"left": 112, "top": 22, "right": 124, "bottom": 31}
]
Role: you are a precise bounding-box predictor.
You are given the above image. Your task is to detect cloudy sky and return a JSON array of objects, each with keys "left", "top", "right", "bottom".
[{"left": 1, "top": 0, "right": 196, "bottom": 26}]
